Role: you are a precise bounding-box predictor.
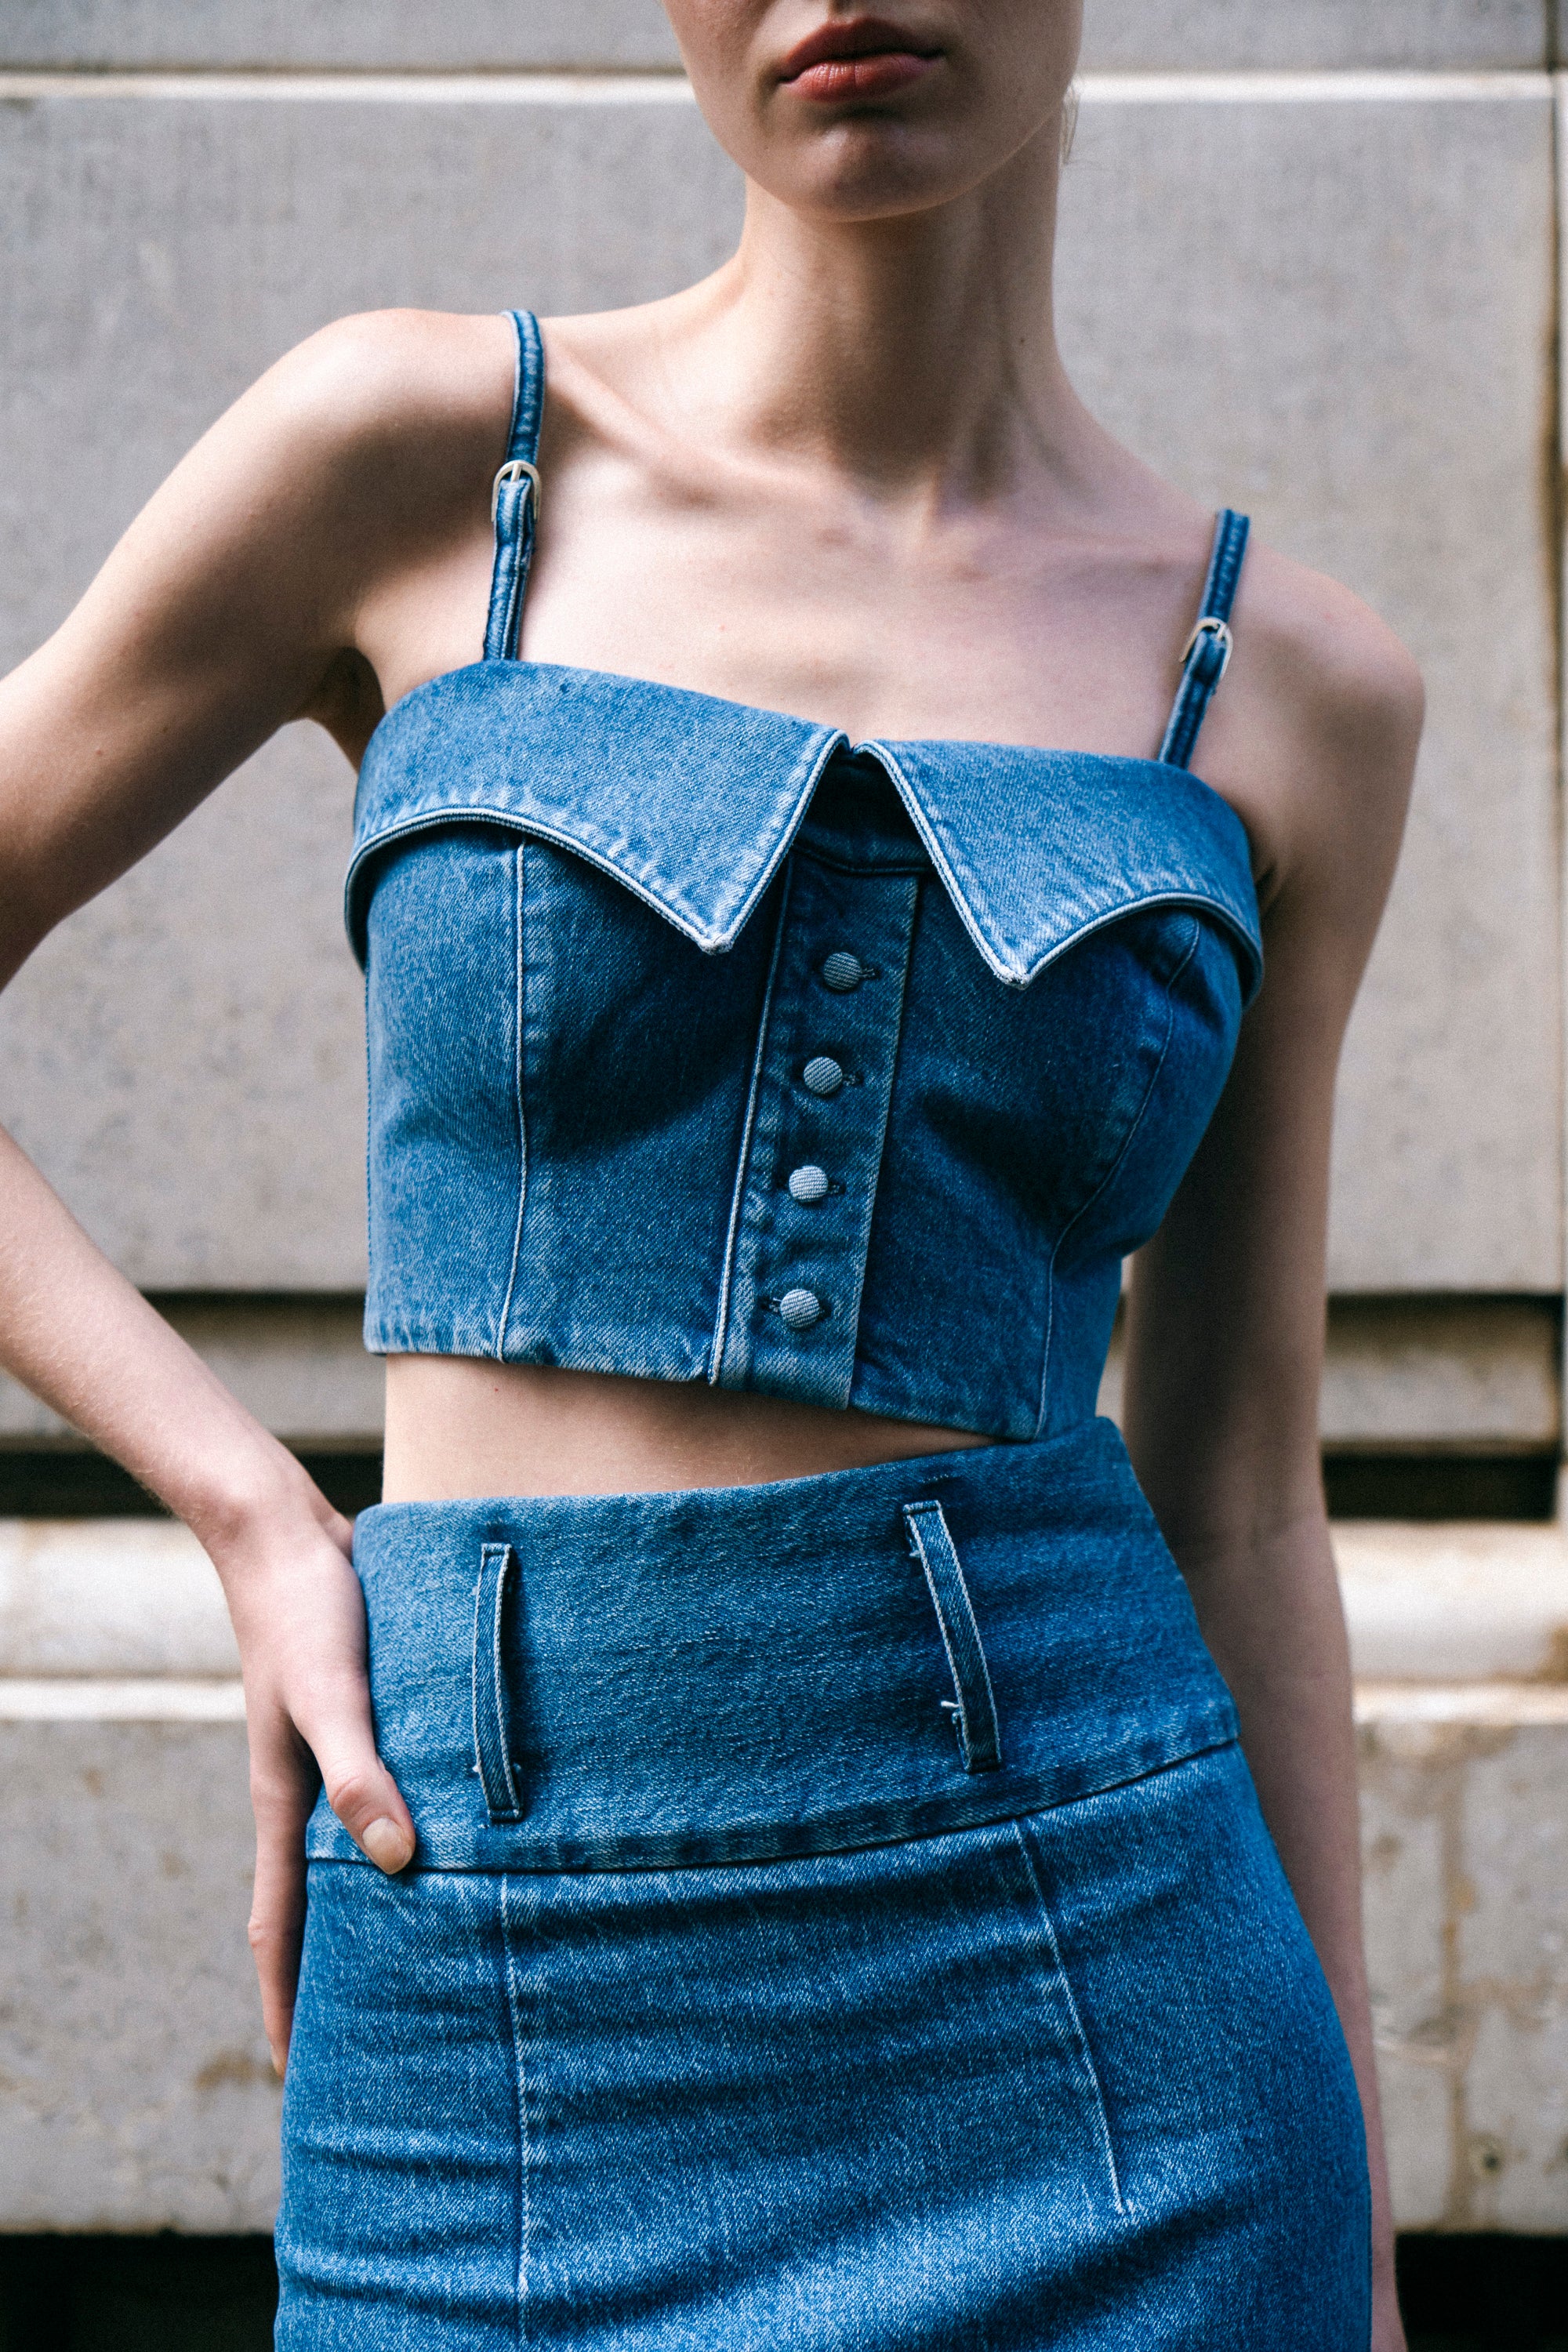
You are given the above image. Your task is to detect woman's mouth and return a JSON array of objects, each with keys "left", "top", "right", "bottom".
[{"left": 777, "top": 16, "right": 942, "bottom": 103}]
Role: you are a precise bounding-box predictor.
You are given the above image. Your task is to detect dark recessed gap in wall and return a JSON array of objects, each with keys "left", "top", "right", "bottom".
[
  {"left": 0, "top": 1446, "right": 1559, "bottom": 1523},
  {"left": 1396, "top": 2230, "right": 1568, "bottom": 2350},
  {"left": 0, "top": 1449, "right": 384, "bottom": 1520},
  {"left": 0, "top": 2234, "right": 1563, "bottom": 2350},
  {"left": 1323, "top": 1453, "right": 1559, "bottom": 1522},
  {"left": 0, "top": 2233, "right": 278, "bottom": 2352}
]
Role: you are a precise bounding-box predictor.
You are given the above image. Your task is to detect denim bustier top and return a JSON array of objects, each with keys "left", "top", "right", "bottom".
[{"left": 345, "top": 314, "right": 1262, "bottom": 1445}]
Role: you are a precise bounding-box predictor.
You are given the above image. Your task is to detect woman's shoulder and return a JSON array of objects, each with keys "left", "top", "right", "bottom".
[
  {"left": 1201, "top": 530, "right": 1425, "bottom": 909},
  {"left": 237, "top": 307, "right": 519, "bottom": 501},
  {"left": 1234, "top": 537, "right": 1424, "bottom": 755}
]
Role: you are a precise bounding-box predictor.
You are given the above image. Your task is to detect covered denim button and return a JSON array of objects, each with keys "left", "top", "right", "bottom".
[
  {"left": 820, "top": 952, "right": 866, "bottom": 993},
  {"left": 778, "top": 1287, "right": 823, "bottom": 1331},
  {"left": 787, "top": 1164, "right": 830, "bottom": 1204},
  {"left": 802, "top": 1055, "right": 844, "bottom": 1098}
]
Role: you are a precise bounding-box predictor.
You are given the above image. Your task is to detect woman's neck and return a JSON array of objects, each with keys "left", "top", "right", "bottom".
[{"left": 666, "top": 114, "right": 1097, "bottom": 503}]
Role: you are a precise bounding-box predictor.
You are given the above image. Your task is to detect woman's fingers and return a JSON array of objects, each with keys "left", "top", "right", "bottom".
[
  {"left": 307, "top": 1705, "right": 416, "bottom": 1875},
  {"left": 245, "top": 1676, "right": 415, "bottom": 2074},
  {"left": 247, "top": 1754, "right": 314, "bottom": 2076}
]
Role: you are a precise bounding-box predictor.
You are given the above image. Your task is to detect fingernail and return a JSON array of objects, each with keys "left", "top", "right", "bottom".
[
  {"left": 362, "top": 1817, "right": 413, "bottom": 1874},
  {"left": 270, "top": 2045, "right": 286, "bottom": 2080}
]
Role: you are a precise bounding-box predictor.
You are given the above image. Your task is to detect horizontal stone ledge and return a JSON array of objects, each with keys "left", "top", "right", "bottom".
[
  {"left": 1, "top": 0, "right": 1544, "bottom": 74},
  {"left": 3, "top": 1295, "right": 1555, "bottom": 1458},
  {"left": 3, "top": 1515, "right": 1567, "bottom": 1685},
  {"left": 1354, "top": 1679, "right": 1568, "bottom": 1726},
  {"left": 0, "top": 68, "right": 1552, "bottom": 104},
  {"left": 0, "top": 1676, "right": 245, "bottom": 1719},
  {"left": 1335, "top": 1521, "right": 1568, "bottom": 1682}
]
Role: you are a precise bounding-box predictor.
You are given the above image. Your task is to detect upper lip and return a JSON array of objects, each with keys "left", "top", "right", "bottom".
[{"left": 777, "top": 15, "right": 942, "bottom": 81}]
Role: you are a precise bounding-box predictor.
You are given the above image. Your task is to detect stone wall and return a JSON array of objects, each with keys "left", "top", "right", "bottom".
[{"left": 0, "top": 0, "right": 1565, "bottom": 2240}]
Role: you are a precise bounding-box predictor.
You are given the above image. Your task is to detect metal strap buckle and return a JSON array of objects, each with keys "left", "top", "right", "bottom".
[
  {"left": 1180, "top": 614, "right": 1233, "bottom": 683},
  {"left": 491, "top": 458, "right": 543, "bottom": 525}
]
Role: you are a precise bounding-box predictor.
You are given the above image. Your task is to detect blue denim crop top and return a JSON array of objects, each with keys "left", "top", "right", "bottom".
[{"left": 345, "top": 312, "right": 1261, "bottom": 1444}]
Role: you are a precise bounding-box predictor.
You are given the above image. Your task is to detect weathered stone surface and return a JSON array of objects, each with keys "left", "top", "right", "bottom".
[
  {"left": 1336, "top": 1523, "right": 1568, "bottom": 1682},
  {"left": 0, "top": 1716, "right": 278, "bottom": 2232},
  {"left": 1359, "top": 1700, "right": 1568, "bottom": 2230},
  {"left": 1460, "top": 1732, "right": 1568, "bottom": 2227},
  {"left": 0, "top": 81, "right": 1558, "bottom": 1294},
  {"left": 1098, "top": 1294, "right": 1563, "bottom": 1450},
  {"left": 0, "top": 2, "right": 684, "bottom": 70},
  {"left": 0, "top": 1520, "right": 237, "bottom": 1675},
  {"left": 1062, "top": 82, "right": 1561, "bottom": 1292},
  {"left": 0, "top": 727, "right": 368, "bottom": 1290},
  {"left": 1084, "top": 3, "right": 1550, "bottom": 71},
  {"left": 0, "top": 0, "right": 1546, "bottom": 72},
  {"left": 0, "top": 1300, "right": 379, "bottom": 1446},
  {"left": 1315, "top": 1297, "right": 1561, "bottom": 1450},
  {"left": 1359, "top": 1762, "right": 1452, "bottom": 2227}
]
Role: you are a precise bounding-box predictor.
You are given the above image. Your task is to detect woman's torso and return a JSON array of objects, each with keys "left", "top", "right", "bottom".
[{"left": 336, "top": 306, "right": 1265, "bottom": 1502}]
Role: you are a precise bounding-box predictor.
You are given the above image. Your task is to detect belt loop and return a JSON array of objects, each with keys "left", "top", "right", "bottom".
[
  {"left": 902, "top": 1501, "right": 1002, "bottom": 1773},
  {"left": 472, "top": 1541, "right": 524, "bottom": 1823}
]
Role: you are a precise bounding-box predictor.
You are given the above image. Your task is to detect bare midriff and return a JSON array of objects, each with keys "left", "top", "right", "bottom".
[{"left": 381, "top": 1357, "right": 991, "bottom": 1502}]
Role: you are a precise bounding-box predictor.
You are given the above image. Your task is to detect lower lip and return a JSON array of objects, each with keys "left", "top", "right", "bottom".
[{"left": 786, "top": 52, "right": 938, "bottom": 103}]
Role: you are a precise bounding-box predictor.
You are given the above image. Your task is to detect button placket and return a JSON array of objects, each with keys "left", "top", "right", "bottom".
[{"left": 713, "top": 855, "right": 920, "bottom": 1407}]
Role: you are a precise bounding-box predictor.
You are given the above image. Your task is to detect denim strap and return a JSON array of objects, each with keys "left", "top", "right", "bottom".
[
  {"left": 1157, "top": 507, "right": 1250, "bottom": 771},
  {"left": 902, "top": 1501, "right": 1002, "bottom": 1773},
  {"left": 483, "top": 309, "right": 545, "bottom": 663},
  {"left": 471, "top": 1540, "right": 525, "bottom": 1822}
]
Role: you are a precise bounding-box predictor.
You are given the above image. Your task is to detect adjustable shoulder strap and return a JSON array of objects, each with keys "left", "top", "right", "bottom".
[
  {"left": 1157, "top": 508, "right": 1250, "bottom": 771},
  {"left": 483, "top": 309, "right": 546, "bottom": 663}
]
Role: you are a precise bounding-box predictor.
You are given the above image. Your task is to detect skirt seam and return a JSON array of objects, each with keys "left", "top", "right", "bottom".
[
  {"left": 1013, "top": 1817, "right": 1128, "bottom": 2217},
  {"left": 501, "top": 1874, "right": 532, "bottom": 2345}
]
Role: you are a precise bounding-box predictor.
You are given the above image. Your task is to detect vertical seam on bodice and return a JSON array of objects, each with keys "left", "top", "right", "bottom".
[
  {"left": 1033, "top": 914, "right": 1202, "bottom": 1439},
  {"left": 708, "top": 865, "right": 795, "bottom": 1383},
  {"left": 495, "top": 842, "right": 528, "bottom": 1358}
]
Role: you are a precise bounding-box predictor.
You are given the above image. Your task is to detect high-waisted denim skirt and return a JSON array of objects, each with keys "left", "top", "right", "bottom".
[{"left": 275, "top": 1418, "right": 1370, "bottom": 2350}]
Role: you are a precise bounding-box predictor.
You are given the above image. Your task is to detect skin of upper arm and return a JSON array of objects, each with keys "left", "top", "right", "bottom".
[
  {"left": 1123, "top": 561, "right": 1425, "bottom": 1546},
  {"left": 0, "top": 307, "right": 511, "bottom": 988}
]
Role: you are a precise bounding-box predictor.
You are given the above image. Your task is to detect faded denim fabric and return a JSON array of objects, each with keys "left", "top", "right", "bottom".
[
  {"left": 349, "top": 716, "right": 1258, "bottom": 1439},
  {"left": 279, "top": 1437, "right": 1370, "bottom": 2348}
]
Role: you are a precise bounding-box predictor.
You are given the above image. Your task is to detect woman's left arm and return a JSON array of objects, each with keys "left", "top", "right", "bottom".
[{"left": 1123, "top": 579, "right": 1424, "bottom": 2352}]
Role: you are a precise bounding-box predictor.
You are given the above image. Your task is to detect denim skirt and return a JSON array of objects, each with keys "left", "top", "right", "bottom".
[{"left": 275, "top": 1419, "right": 1370, "bottom": 2349}]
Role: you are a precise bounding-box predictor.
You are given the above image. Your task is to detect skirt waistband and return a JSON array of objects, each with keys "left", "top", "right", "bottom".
[{"left": 307, "top": 1417, "right": 1238, "bottom": 1875}]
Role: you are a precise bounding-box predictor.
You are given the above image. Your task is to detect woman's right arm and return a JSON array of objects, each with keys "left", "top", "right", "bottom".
[{"left": 0, "top": 307, "right": 511, "bottom": 2069}]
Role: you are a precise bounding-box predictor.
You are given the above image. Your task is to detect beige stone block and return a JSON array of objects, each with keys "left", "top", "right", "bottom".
[
  {"left": 1337, "top": 1522, "right": 1568, "bottom": 1682},
  {"left": 0, "top": 3, "right": 1545, "bottom": 74},
  {"left": 0, "top": 1715, "right": 277, "bottom": 2231},
  {"left": 0, "top": 1300, "right": 379, "bottom": 1446},
  {"left": 1357, "top": 1694, "right": 1568, "bottom": 2228},
  {"left": 1098, "top": 1294, "right": 1563, "bottom": 1450},
  {"left": 1459, "top": 1728, "right": 1568, "bottom": 2226},
  {"left": 1359, "top": 1766, "right": 1452, "bottom": 2226},
  {"left": 1318, "top": 1298, "right": 1561, "bottom": 1452},
  {"left": 1064, "top": 83, "right": 1562, "bottom": 1291},
  {"left": 0, "top": 2, "right": 682, "bottom": 70},
  {"left": 1083, "top": 5, "right": 1549, "bottom": 70},
  {"left": 0, "top": 725, "right": 368, "bottom": 1290},
  {"left": 0, "top": 1519, "right": 236, "bottom": 1675}
]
